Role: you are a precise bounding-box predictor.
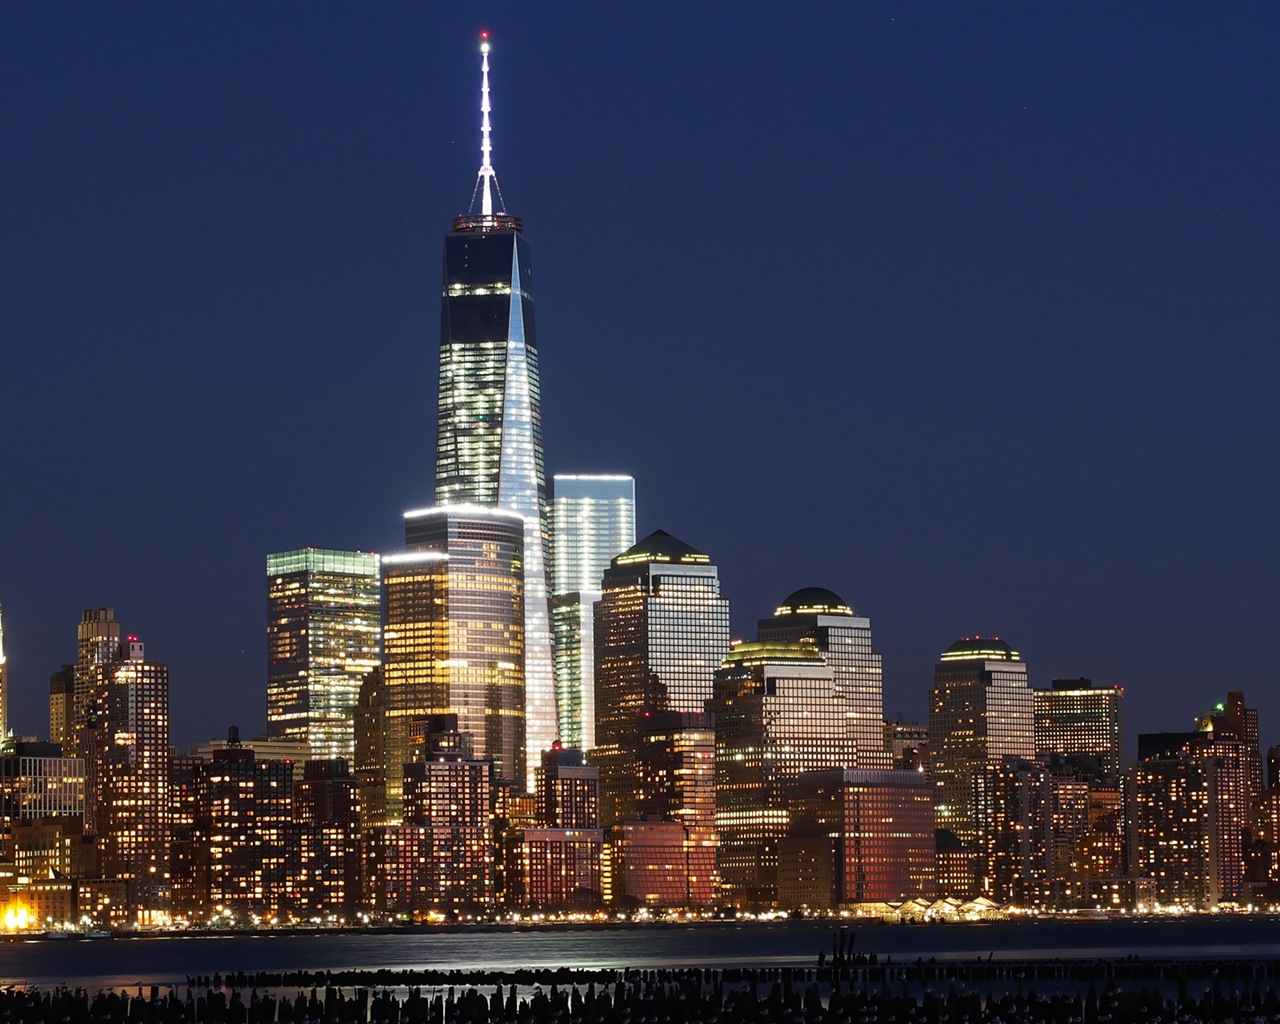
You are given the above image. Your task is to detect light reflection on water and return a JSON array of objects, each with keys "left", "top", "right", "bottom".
[{"left": 3, "top": 918, "right": 1280, "bottom": 993}]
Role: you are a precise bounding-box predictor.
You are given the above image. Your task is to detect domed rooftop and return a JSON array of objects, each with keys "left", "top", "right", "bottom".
[
  {"left": 774, "top": 587, "right": 854, "bottom": 618},
  {"left": 939, "top": 636, "right": 1020, "bottom": 662},
  {"left": 614, "top": 529, "right": 711, "bottom": 567}
]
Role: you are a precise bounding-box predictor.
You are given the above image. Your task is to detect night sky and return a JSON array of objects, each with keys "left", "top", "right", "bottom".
[{"left": 2, "top": 3, "right": 1277, "bottom": 755}]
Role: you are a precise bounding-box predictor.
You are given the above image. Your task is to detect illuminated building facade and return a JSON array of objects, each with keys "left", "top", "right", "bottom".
[
  {"left": 634, "top": 712, "right": 716, "bottom": 830},
  {"left": 884, "top": 720, "right": 930, "bottom": 771},
  {"left": 49, "top": 666, "right": 74, "bottom": 749},
  {"left": 74, "top": 607, "right": 120, "bottom": 740},
  {"left": 974, "top": 757, "right": 1052, "bottom": 905},
  {"left": 1033, "top": 678, "right": 1125, "bottom": 782},
  {"left": 436, "top": 37, "right": 553, "bottom": 791},
  {"left": 757, "top": 588, "right": 891, "bottom": 769},
  {"left": 91, "top": 638, "right": 171, "bottom": 917},
  {"left": 591, "top": 531, "right": 730, "bottom": 825},
  {"left": 928, "top": 636, "right": 1034, "bottom": 842},
  {"left": 781, "top": 768, "right": 936, "bottom": 909},
  {"left": 1127, "top": 755, "right": 1220, "bottom": 908},
  {"left": 394, "top": 506, "right": 526, "bottom": 796},
  {"left": 188, "top": 733, "right": 292, "bottom": 919},
  {"left": 603, "top": 819, "right": 717, "bottom": 909},
  {"left": 709, "top": 640, "right": 849, "bottom": 906},
  {"left": 265, "top": 548, "right": 381, "bottom": 760},
  {"left": 551, "top": 474, "right": 636, "bottom": 751},
  {"left": 1199, "top": 691, "right": 1263, "bottom": 808},
  {"left": 1, "top": 743, "right": 86, "bottom": 867},
  {"left": 537, "top": 746, "right": 600, "bottom": 829},
  {"left": 289, "top": 759, "right": 362, "bottom": 917},
  {"left": 502, "top": 827, "right": 603, "bottom": 910}
]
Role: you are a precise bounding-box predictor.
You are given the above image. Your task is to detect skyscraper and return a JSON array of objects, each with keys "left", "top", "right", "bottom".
[
  {"left": 377, "top": 505, "right": 525, "bottom": 815},
  {"left": 1033, "top": 678, "right": 1125, "bottom": 782},
  {"left": 265, "top": 548, "right": 382, "bottom": 760},
  {"left": 551, "top": 474, "right": 636, "bottom": 750},
  {"left": 928, "top": 636, "right": 1034, "bottom": 842},
  {"left": 437, "top": 34, "right": 553, "bottom": 789},
  {"left": 590, "top": 530, "right": 730, "bottom": 825},
  {"left": 0, "top": 604, "right": 8, "bottom": 746},
  {"left": 756, "top": 587, "right": 891, "bottom": 769},
  {"left": 74, "top": 607, "right": 120, "bottom": 743},
  {"left": 709, "top": 639, "right": 849, "bottom": 905}
]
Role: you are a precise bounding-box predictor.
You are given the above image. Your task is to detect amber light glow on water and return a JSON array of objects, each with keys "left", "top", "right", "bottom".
[{"left": 4, "top": 918, "right": 1280, "bottom": 991}]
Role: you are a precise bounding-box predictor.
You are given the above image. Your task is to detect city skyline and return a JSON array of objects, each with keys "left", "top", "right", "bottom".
[{"left": 1, "top": 4, "right": 1277, "bottom": 751}]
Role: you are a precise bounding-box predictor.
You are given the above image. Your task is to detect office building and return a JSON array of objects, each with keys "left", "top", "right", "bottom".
[
  {"left": 757, "top": 588, "right": 891, "bottom": 769},
  {"left": 436, "top": 35, "right": 554, "bottom": 788},
  {"left": 266, "top": 548, "right": 381, "bottom": 760},
  {"left": 928, "top": 636, "right": 1034, "bottom": 842},
  {"left": 73, "top": 608, "right": 120, "bottom": 744},
  {"left": 781, "top": 768, "right": 936, "bottom": 909},
  {"left": 633, "top": 712, "right": 716, "bottom": 830},
  {"left": 709, "top": 639, "right": 850, "bottom": 906},
  {"left": 536, "top": 745, "right": 600, "bottom": 829},
  {"left": 392, "top": 506, "right": 526, "bottom": 799},
  {"left": 0, "top": 742, "right": 86, "bottom": 862},
  {"left": 1198, "top": 692, "right": 1263, "bottom": 807},
  {"left": 591, "top": 530, "right": 730, "bottom": 825},
  {"left": 49, "top": 666, "right": 74, "bottom": 749},
  {"left": 551, "top": 474, "right": 636, "bottom": 751},
  {"left": 603, "top": 819, "right": 717, "bottom": 909},
  {"left": 974, "top": 757, "right": 1053, "bottom": 905},
  {"left": 1034, "top": 678, "right": 1124, "bottom": 782}
]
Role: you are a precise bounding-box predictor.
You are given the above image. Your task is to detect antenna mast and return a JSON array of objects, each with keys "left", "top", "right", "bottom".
[{"left": 478, "top": 31, "right": 496, "bottom": 217}]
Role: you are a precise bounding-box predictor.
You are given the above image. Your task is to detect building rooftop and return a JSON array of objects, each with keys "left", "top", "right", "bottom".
[
  {"left": 720, "top": 639, "right": 825, "bottom": 668},
  {"left": 774, "top": 586, "right": 854, "bottom": 617},
  {"left": 614, "top": 529, "right": 710, "bottom": 566},
  {"left": 939, "top": 636, "right": 1020, "bottom": 662}
]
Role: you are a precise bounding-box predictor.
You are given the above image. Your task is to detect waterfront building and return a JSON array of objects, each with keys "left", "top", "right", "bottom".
[
  {"left": 536, "top": 746, "right": 600, "bottom": 829},
  {"left": 928, "top": 636, "right": 1034, "bottom": 843},
  {"left": 49, "top": 666, "right": 74, "bottom": 749},
  {"left": 502, "top": 827, "right": 603, "bottom": 910},
  {"left": 781, "top": 768, "right": 936, "bottom": 909},
  {"left": 90, "top": 636, "right": 171, "bottom": 918},
  {"left": 551, "top": 475, "right": 636, "bottom": 752},
  {"left": 1128, "top": 755, "right": 1220, "bottom": 908},
  {"left": 603, "top": 819, "right": 717, "bottom": 909},
  {"left": 756, "top": 588, "right": 891, "bottom": 769},
  {"left": 1033, "top": 678, "right": 1124, "bottom": 782},
  {"left": 0, "top": 742, "right": 85, "bottom": 864},
  {"left": 187, "top": 730, "right": 292, "bottom": 920},
  {"left": 709, "top": 640, "right": 849, "bottom": 906},
  {"left": 392, "top": 506, "right": 526, "bottom": 797},
  {"left": 290, "top": 759, "right": 362, "bottom": 918},
  {"left": 265, "top": 548, "right": 381, "bottom": 760},
  {"left": 436, "top": 35, "right": 554, "bottom": 790},
  {"left": 591, "top": 530, "right": 730, "bottom": 825},
  {"left": 974, "top": 757, "right": 1052, "bottom": 905}
]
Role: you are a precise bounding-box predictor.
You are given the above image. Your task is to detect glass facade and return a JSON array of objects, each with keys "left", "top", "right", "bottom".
[
  {"left": 757, "top": 588, "right": 891, "bottom": 769},
  {"left": 1034, "top": 679, "right": 1125, "bottom": 782},
  {"left": 591, "top": 532, "right": 730, "bottom": 825},
  {"left": 551, "top": 475, "right": 636, "bottom": 751},
  {"left": 382, "top": 506, "right": 525, "bottom": 814},
  {"left": 265, "top": 548, "right": 382, "bottom": 760},
  {"left": 438, "top": 223, "right": 554, "bottom": 792},
  {"left": 710, "top": 640, "right": 850, "bottom": 906},
  {"left": 928, "top": 637, "right": 1034, "bottom": 843}
]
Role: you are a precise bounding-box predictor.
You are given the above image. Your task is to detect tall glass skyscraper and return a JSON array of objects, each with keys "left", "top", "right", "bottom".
[
  {"left": 928, "top": 636, "right": 1034, "bottom": 842},
  {"left": 551, "top": 475, "right": 636, "bottom": 750},
  {"left": 265, "top": 548, "right": 382, "bottom": 760},
  {"left": 437, "top": 35, "right": 553, "bottom": 790},
  {"left": 591, "top": 530, "right": 730, "bottom": 825}
]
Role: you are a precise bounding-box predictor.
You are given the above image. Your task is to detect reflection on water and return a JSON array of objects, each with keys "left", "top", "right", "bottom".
[{"left": 3, "top": 917, "right": 1280, "bottom": 992}]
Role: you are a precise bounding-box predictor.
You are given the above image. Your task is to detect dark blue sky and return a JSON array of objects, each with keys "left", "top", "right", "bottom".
[{"left": 2, "top": 3, "right": 1277, "bottom": 753}]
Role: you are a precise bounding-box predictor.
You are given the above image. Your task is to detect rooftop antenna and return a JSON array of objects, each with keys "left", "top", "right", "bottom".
[{"left": 470, "top": 30, "right": 506, "bottom": 218}]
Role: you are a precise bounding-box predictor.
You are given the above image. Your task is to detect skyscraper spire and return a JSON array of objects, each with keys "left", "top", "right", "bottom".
[{"left": 475, "top": 30, "right": 500, "bottom": 218}]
